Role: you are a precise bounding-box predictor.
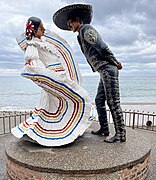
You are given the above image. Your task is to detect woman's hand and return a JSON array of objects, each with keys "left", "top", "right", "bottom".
[{"left": 25, "top": 59, "right": 32, "bottom": 66}]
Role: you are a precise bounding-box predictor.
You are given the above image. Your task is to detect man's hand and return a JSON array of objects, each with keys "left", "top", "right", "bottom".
[{"left": 117, "top": 62, "right": 123, "bottom": 70}]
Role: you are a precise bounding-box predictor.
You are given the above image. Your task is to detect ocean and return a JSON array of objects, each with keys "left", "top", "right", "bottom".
[{"left": 0, "top": 75, "right": 156, "bottom": 111}]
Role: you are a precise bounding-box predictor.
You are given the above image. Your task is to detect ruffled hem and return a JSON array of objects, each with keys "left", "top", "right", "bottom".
[{"left": 11, "top": 112, "right": 92, "bottom": 147}]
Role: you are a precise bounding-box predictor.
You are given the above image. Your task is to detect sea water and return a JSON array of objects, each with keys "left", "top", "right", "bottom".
[{"left": 0, "top": 75, "right": 156, "bottom": 111}]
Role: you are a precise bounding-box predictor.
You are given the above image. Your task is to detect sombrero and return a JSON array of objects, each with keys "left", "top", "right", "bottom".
[{"left": 53, "top": 4, "right": 93, "bottom": 31}]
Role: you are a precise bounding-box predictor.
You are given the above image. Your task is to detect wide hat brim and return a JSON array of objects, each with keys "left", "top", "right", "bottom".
[{"left": 53, "top": 4, "right": 93, "bottom": 31}]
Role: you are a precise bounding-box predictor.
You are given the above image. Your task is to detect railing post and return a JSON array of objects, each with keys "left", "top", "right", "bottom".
[
  {"left": 2, "top": 115, "right": 5, "bottom": 134},
  {"left": 132, "top": 110, "right": 135, "bottom": 129},
  {"left": 30, "top": 110, "right": 33, "bottom": 117}
]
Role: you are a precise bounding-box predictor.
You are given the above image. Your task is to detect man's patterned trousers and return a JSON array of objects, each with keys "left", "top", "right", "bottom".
[{"left": 95, "top": 64, "right": 126, "bottom": 140}]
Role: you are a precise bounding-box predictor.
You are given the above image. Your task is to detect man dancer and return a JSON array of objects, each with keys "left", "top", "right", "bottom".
[{"left": 53, "top": 4, "right": 126, "bottom": 143}]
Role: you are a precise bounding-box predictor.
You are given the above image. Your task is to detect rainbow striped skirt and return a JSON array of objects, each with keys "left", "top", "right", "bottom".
[{"left": 11, "top": 65, "right": 95, "bottom": 146}]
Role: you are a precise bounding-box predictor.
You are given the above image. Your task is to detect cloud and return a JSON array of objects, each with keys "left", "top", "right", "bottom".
[
  {"left": 0, "top": 68, "right": 20, "bottom": 76},
  {"left": 0, "top": 0, "right": 156, "bottom": 76}
]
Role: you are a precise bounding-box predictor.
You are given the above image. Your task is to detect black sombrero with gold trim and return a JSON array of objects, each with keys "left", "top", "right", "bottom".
[{"left": 53, "top": 4, "right": 93, "bottom": 31}]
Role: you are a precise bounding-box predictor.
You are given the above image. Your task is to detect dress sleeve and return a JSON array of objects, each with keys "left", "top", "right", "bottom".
[{"left": 24, "top": 44, "right": 39, "bottom": 62}]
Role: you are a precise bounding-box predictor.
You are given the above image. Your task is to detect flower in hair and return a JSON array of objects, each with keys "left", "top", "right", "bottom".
[{"left": 26, "top": 20, "right": 35, "bottom": 39}]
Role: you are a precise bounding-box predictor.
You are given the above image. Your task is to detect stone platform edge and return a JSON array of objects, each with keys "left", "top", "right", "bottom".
[{"left": 6, "top": 149, "right": 151, "bottom": 175}]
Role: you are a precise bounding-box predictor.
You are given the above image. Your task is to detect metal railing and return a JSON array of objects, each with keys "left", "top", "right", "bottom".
[
  {"left": 0, "top": 110, "right": 155, "bottom": 135},
  {"left": 108, "top": 109, "right": 156, "bottom": 132},
  {"left": 0, "top": 111, "right": 31, "bottom": 135}
]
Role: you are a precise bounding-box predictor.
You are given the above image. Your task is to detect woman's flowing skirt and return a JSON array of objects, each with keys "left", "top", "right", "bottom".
[{"left": 11, "top": 65, "right": 95, "bottom": 146}]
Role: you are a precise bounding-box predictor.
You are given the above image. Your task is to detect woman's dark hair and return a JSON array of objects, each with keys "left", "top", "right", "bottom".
[{"left": 25, "top": 16, "right": 41, "bottom": 40}]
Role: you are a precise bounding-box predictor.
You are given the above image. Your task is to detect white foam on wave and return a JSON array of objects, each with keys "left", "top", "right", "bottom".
[{"left": 0, "top": 106, "right": 32, "bottom": 112}]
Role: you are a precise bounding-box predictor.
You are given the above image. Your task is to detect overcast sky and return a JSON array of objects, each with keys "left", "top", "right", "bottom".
[{"left": 0, "top": 0, "right": 156, "bottom": 76}]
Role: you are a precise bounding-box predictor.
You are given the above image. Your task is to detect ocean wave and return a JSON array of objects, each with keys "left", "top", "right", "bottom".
[
  {"left": 0, "top": 106, "right": 33, "bottom": 112},
  {"left": 0, "top": 93, "right": 40, "bottom": 96}
]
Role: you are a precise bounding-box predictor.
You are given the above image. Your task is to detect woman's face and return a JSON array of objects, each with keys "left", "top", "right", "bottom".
[{"left": 35, "top": 22, "right": 45, "bottom": 38}]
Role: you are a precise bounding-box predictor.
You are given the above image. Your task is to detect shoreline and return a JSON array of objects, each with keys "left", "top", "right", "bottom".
[
  {"left": 121, "top": 102, "right": 156, "bottom": 105},
  {"left": 0, "top": 102, "right": 155, "bottom": 114},
  {"left": 121, "top": 103, "right": 156, "bottom": 113}
]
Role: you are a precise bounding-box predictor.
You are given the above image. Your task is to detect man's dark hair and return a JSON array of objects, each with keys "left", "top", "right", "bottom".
[{"left": 67, "top": 16, "right": 83, "bottom": 24}]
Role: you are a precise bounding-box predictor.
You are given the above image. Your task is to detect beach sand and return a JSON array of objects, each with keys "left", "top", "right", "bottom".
[
  {"left": 0, "top": 103, "right": 155, "bottom": 115},
  {"left": 121, "top": 102, "right": 156, "bottom": 113}
]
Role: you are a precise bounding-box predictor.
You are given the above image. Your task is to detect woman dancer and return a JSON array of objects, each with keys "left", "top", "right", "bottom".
[{"left": 11, "top": 17, "right": 94, "bottom": 146}]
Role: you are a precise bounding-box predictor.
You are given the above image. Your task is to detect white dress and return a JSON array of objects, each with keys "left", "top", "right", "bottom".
[{"left": 11, "top": 30, "right": 95, "bottom": 146}]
